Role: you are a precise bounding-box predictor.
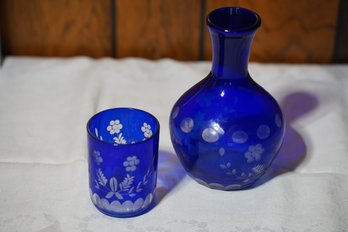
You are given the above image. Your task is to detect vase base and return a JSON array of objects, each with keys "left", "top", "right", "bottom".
[
  {"left": 194, "top": 178, "right": 241, "bottom": 191},
  {"left": 192, "top": 177, "right": 259, "bottom": 191}
]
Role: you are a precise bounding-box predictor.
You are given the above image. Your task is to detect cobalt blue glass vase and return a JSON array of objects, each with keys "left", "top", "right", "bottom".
[
  {"left": 169, "top": 7, "right": 285, "bottom": 190},
  {"left": 87, "top": 108, "right": 160, "bottom": 217}
]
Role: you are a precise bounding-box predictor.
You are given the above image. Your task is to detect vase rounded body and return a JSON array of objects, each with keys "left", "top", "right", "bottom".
[{"left": 169, "top": 7, "right": 285, "bottom": 190}]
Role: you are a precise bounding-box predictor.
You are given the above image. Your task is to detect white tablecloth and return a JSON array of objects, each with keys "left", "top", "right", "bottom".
[{"left": 0, "top": 57, "right": 347, "bottom": 232}]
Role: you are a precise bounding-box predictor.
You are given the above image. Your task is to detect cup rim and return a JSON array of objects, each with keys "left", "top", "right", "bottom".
[{"left": 87, "top": 107, "right": 160, "bottom": 146}]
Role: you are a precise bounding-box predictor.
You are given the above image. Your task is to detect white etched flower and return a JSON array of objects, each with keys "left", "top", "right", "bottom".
[
  {"left": 93, "top": 150, "right": 103, "bottom": 165},
  {"left": 123, "top": 156, "right": 140, "bottom": 172},
  {"left": 141, "top": 123, "right": 153, "bottom": 138},
  {"left": 113, "top": 133, "right": 127, "bottom": 145},
  {"left": 107, "top": 120, "right": 123, "bottom": 135},
  {"left": 244, "top": 144, "right": 264, "bottom": 163}
]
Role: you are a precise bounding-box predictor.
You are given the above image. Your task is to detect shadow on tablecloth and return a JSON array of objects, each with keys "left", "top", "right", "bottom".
[
  {"left": 155, "top": 149, "right": 186, "bottom": 205},
  {"left": 252, "top": 91, "right": 318, "bottom": 188}
]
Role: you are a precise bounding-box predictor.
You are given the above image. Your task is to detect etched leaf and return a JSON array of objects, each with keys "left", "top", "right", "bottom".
[
  {"left": 129, "top": 193, "right": 136, "bottom": 197},
  {"left": 252, "top": 164, "right": 264, "bottom": 174},
  {"left": 142, "top": 169, "right": 151, "bottom": 185},
  {"left": 119, "top": 174, "right": 134, "bottom": 191},
  {"left": 135, "top": 181, "right": 143, "bottom": 193},
  {"left": 94, "top": 180, "right": 99, "bottom": 189},
  {"left": 128, "top": 187, "right": 134, "bottom": 193},
  {"left": 219, "top": 164, "right": 227, "bottom": 169},
  {"left": 115, "top": 192, "right": 123, "bottom": 200},
  {"left": 97, "top": 169, "right": 107, "bottom": 186},
  {"left": 226, "top": 162, "right": 231, "bottom": 168},
  {"left": 106, "top": 192, "right": 114, "bottom": 199},
  {"left": 110, "top": 177, "right": 118, "bottom": 192},
  {"left": 219, "top": 148, "right": 225, "bottom": 156},
  {"left": 114, "top": 133, "right": 127, "bottom": 145}
]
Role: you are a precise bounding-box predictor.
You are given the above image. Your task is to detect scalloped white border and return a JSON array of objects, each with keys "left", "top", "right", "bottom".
[
  {"left": 90, "top": 190, "right": 153, "bottom": 214},
  {"left": 194, "top": 178, "right": 242, "bottom": 190}
]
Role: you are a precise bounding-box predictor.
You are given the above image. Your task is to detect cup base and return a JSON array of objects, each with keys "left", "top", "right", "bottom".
[
  {"left": 93, "top": 201, "right": 156, "bottom": 218},
  {"left": 90, "top": 190, "right": 156, "bottom": 218}
]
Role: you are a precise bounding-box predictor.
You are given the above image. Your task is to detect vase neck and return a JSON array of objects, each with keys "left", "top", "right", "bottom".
[
  {"left": 209, "top": 30, "right": 255, "bottom": 80},
  {"left": 206, "top": 7, "right": 261, "bottom": 80}
]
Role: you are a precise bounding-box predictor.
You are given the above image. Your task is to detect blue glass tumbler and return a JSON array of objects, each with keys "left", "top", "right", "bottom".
[{"left": 87, "top": 108, "right": 160, "bottom": 217}]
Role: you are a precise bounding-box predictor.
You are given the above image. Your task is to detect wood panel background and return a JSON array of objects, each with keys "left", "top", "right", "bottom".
[{"left": 1, "top": 0, "right": 347, "bottom": 63}]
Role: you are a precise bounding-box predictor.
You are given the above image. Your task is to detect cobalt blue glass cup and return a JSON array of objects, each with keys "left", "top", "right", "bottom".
[{"left": 87, "top": 108, "right": 160, "bottom": 217}]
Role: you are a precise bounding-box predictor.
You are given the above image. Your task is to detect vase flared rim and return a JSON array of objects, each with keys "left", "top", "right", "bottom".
[{"left": 207, "top": 7, "right": 261, "bottom": 35}]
